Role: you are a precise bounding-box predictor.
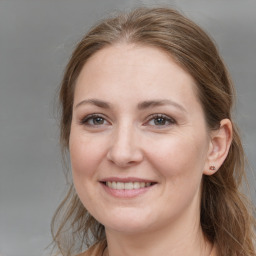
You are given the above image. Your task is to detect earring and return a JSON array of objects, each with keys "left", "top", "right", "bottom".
[{"left": 209, "top": 166, "right": 216, "bottom": 171}]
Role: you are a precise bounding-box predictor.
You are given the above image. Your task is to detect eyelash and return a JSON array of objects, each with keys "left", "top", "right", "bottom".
[
  {"left": 144, "top": 114, "right": 176, "bottom": 127},
  {"left": 80, "top": 113, "right": 176, "bottom": 128},
  {"left": 80, "top": 114, "right": 110, "bottom": 127}
]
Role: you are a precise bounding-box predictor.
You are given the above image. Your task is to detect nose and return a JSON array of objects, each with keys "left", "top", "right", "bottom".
[{"left": 107, "top": 124, "right": 144, "bottom": 167}]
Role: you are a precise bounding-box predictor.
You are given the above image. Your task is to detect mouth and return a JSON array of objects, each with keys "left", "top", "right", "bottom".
[
  {"left": 101, "top": 181, "right": 156, "bottom": 190},
  {"left": 99, "top": 178, "right": 157, "bottom": 198}
]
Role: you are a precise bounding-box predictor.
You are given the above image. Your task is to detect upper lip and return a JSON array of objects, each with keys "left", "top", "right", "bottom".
[{"left": 100, "top": 177, "right": 157, "bottom": 183}]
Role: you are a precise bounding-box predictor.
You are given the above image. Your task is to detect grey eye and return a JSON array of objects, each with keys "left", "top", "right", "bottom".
[
  {"left": 147, "top": 114, "right": 175, "bottom": 127},
  {"left": 154, "top": 117, "right": 168, "bottom": 125},
  {"left": 81, "top": 114, "right": 109, "bottom": 126},
  {"left": 92, "top": 117, "right": 105, "bottom": 125}
]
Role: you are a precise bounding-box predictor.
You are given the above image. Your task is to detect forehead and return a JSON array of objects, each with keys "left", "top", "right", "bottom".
[
  {"left": 78, "top": 43, "right": 189, "bottom": 79},
  {"left": 74, "top": 43, "right": 200, "bottom": 109}
]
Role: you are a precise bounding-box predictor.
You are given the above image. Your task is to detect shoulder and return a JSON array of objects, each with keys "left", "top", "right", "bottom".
[{"left": 76, "top": 240, "right": 107, "bottom": 256}]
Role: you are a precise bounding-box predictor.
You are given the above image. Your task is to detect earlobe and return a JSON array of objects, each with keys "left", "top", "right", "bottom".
[{"left": 203, "top": 119, "right": 233, "bottom": 176}]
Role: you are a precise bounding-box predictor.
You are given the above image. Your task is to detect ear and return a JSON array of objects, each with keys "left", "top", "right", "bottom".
[{"left": 203, "top": 119, "right": 233, "bottom": 176}]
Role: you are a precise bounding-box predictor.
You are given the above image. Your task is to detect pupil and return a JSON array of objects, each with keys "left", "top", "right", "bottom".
[
  {"left": 154, "top": 117, "right": 165, "bottom": 125},
  {"left": 94, "top": 117, "right": 104, "bottom": 125}
]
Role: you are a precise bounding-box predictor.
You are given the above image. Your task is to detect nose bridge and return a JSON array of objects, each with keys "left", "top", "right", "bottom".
[{"left": 107, "top": 120, "right": 143, "bottom": 166}]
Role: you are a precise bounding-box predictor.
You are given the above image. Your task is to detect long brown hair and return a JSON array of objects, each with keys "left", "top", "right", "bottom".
[{"left": 51, "top": 7, "right": 256, "bottom": 256}]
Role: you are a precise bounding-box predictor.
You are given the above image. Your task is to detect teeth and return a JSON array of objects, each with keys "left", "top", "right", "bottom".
[
  {"left": 140, "top": 182, "right": 145, "bottom": 188},
  {"left": 105, "top": 181, "right": 153, "bottom": 190},
  {"left": 124, "top": 182, "right": 133, "bottom": 189},
  {"left": 133, "top": 182, "right": 140, "bottom": 189},
  {"left": 116, "top": 182, "right": 125, "bottom": 189}
]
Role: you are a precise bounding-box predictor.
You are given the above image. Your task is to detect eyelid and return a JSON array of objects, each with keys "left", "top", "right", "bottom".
[
  {"left": 79, "top": 113, "right": 176, "bottom": 128},
  {"left": 144, "top": 113, "right": 176, "bottom": 127},
  {"left": 80, "top": 113, "right": 111, "bottom": 126}
]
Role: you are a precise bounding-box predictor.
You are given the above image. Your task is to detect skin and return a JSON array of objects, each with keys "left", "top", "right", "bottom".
[{"left": 70, "top": 44, "right": 232, "bottom": 256}]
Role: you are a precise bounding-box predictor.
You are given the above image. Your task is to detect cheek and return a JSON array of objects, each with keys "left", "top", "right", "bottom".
[
  {"left": 145, "top": 132, "right": 209, "bottom": 178},
  {"left": 69, "top": 130, "right": 106, "bottom": 178}
]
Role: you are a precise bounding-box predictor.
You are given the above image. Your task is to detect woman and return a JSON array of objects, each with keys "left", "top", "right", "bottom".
[{"left": 51, "top": 7, "right": 256, "bottom": 256}]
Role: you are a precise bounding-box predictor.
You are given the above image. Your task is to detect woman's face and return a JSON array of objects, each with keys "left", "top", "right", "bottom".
[{"left": 69, "top": 44, "right": 212, "bottom": 235}]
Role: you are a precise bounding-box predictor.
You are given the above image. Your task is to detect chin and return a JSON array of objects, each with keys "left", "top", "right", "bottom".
[
  {"left": 105, "top": 221, "right": 151, "bottom": 235},
  {"left": 96, "top": 208, "right": 157, "bottom": 235}
]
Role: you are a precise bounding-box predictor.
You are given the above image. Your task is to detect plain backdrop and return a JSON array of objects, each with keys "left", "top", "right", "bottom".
[{"left": 0, "top": 1, "right": 255, "bottom": 255}]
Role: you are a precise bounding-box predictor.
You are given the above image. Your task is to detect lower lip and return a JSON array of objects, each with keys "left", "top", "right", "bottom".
[{"left": 101, "top": 183, "right": 155, "bottom": 198}]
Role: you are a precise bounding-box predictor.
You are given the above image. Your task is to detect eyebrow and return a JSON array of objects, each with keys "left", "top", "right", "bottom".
[
  {"left": 75, "top": 98, "right": 187, "bottom": 112},
  {"left": 75, "top": 99, "right": 111, "bottom": 109},
  {"left": 137, "top": 100, "right": 187, "bottom": 112}
]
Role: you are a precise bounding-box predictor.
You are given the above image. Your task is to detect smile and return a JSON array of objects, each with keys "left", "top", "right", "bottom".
[
  {"left": 100, "top": 178, "right": 157, "bottom": 198},
  {"left": 105, "top": 181, "right": 153, "bottom": 190}
]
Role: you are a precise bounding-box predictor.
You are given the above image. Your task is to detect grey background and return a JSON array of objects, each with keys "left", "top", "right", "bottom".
[{"left": 0, "top": 1, "right": 255, "bottom": 256}]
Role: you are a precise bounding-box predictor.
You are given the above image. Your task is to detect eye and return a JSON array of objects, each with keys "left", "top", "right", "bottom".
[
  {"left": 80, "top": 114, "right": 110, "bottom": 127},
  {"left": 145, "top": 114, "right": 176, "bottom": 127}
]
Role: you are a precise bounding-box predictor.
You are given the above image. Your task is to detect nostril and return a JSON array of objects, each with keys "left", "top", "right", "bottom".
[{"left": 106, "top": 146, "right": 144, "bottom": 167}]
